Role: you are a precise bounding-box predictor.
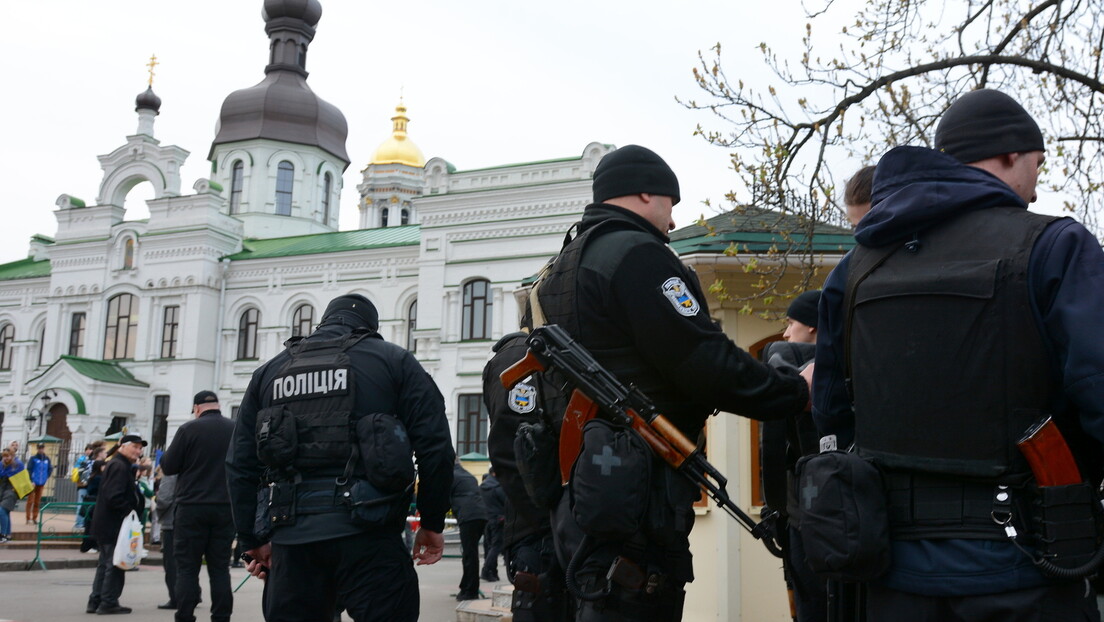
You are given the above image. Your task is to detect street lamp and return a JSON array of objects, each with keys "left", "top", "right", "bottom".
[{"left": 24, "top": 389, "right": 57, "bottom": 440}]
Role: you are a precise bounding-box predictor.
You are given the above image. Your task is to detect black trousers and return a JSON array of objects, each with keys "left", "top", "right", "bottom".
[
  {"left": 161, "top": 528, "right": 176, "bottom": 604},
  {"left": 783, "top": 523, "right": 828, "bottom": 622},
  {"left": 88, "top": 542, "right": 126, "bottom": 609},
  {"left": 459, "top": 519, "right": 487, "bottom": 597},
  {"left": 483, "top": 518, "right": 504, "bottom": 578},
  {"left": 264, "top": 531, "right": 419, "bottom": 622},
  {"left": 865, "top": 580, "right": 1101, "bottom": 622},
  {"left": 174, "top": 504, "right": 235, "bottom": 622},
  {"left": 508, "top": 532, "right": 572, "bottom": 622}
]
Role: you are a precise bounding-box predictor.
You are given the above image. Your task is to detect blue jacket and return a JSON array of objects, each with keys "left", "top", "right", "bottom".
[
  {"left": 813, "top": 146, "right": 1104, "bottom": 596},
  {"left": 28, "top": 453, "right": 52, "bottom": 486}
]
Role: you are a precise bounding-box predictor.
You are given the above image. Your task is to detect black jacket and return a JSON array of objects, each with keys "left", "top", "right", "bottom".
[
  {"left": 480, "top": 474, "right": 506, "bottom": 521},
  {"left": 450, "top": 463, "right": 488, "bottom": 524},
  {"left": 227, "top": 312, "right": 455, "bottom": 551},
  {"left": 90, "top": 452, "right": 142, "bottom": 545},
  {"left": 161, "top": 410, "right": 235, "bottom": 505},
  {"left": 538, "top": 204, "right": 808, "bottom": 436}
]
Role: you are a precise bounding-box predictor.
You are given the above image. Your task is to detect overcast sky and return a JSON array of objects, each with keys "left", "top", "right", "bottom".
[{"left": 2, "top": 1, "right": 859, "bottom": 265}]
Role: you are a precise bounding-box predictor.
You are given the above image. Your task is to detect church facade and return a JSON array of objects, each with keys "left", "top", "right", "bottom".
[{"left": 0, "top": 2, "right": 611, "bottom": 460}]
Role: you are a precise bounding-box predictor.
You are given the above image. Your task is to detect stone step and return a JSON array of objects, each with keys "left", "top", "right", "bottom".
[
  {"left": 455, "top": 598, "right": 512, "bottom": 622},
  {"left": 491, "top": 583, "right": 513, "bottom": 609}
]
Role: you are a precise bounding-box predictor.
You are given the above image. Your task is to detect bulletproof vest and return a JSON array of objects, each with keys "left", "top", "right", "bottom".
[
  {"left": 258, "top": 330, "right": 369, "bottom": 474},
  {"left": 846, "top": 207, "right": 1056, "bottom": 480},
  {"left": 537, "top": 220, "right": 668, "bottom": 402}
]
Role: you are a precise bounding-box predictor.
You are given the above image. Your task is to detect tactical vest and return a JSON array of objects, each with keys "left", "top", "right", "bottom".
[
  {"left": 256, "top": 331, "right": 369, "bottom": 475},
  {"left": 537, "top": 220, "right": 669, "bottom": 402},
  {"left": 845, "top": 207, "right": 1056, "bottom": 480}
]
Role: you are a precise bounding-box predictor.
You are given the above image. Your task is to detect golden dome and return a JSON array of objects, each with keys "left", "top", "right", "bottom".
[{"left": 370, "top": 102, "right": 425, "bottom": 167}]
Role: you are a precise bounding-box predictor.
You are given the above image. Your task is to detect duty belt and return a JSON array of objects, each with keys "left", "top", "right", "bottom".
[
  {"left": 884, "top": 471, "right": 1026, "bottom": 540},
  {"left": 295, "top": 478, "right": 348, "bottom": 515}
]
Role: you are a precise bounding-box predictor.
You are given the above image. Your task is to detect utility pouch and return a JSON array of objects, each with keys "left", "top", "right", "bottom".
[
  {"left": 643, "top": 468, "right": 699, "bottom": 548},
  {"left": 343, "top": 479, "right": 410, "bottom": 530},
  {"left": 569, "top": 419, "right": 651, "bottom": 540},
  {"left": 254, "top": 486, "right": 274, "bottom": 540},
  {"left": 355, "top": 413, "right": 414, "bottom": 493},
  {"left": 267, "top": 481, "right": 297, "bottom": 528},
  {"left": 1029, "top": 481, "right": 1104, "bottom": 571},
  {"left": 256, "top": 406, "right": 297, "bottom": 468},
  {"left": 515, "top": 420, "right": 563, "bottom": 510},
  {"left": 791, "top": 450, "right": 890, "bottom": 581}
]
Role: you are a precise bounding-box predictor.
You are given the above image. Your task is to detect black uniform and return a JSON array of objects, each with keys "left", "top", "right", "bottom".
[
  {"left": 537, "top": 204, "right": 809, "bottom": 621},
  {"left": 226, "top": 307, "right": 454, "bottom": 622},
  {"left": 451, "top": 462, "right": 488, "bottom": 600},
  {"left": 484, "top": 331, "right": 572, "bottom": 622},
  {"left": 480, "top": 472, "right": 506, "bottom": 581},
  {"left": 161, "top": 409, "right": 236, "bottom": 622}
]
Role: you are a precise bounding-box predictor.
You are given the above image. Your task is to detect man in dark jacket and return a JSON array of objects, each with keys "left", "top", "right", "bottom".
[
  {"left": 534, "top": 144, "right": 812, "bottom": 621},
  {"left": 227, "top": 293, "right": 454, "bottom": 622},
  {"left": 813, "top": 89, "right": 1104, "bottom": 621},
  {"left": 480, "top": 467, "right": 506, "bottom": 582},
  {"left": 451, "top": 461, "right": 488, "bottom": 601},
  {"left": 87, "top": 434, "right": 146, "bottom": 615},
  {"left": 161, "top": 391, "right": 236, "bottom": 622}
]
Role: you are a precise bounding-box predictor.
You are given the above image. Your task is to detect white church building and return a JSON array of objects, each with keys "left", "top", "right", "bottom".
[{"left": 0, "top": 1, "right": 611, "bottom": 461}]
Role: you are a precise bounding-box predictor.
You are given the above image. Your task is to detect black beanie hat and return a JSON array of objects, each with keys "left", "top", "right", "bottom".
[
  {"left": 934, "top": 89, "right": 1044, "bottom": 163},
  {"left": 592, "top": 145, "right": 681, "bottom": 205},
  {"left": 322, "top": 294, "right": 379, "bottom": 330},
  {"left": 786, "top": 290, "right": 821, "bottom": 328}
]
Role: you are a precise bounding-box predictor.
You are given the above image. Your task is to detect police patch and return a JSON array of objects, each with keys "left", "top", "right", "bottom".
[
  {"left": 661, "top": 277, "right": 700, "bottom": 316},
  {"left": 509, "top": 382, "right": 537, "bottom": 414}
]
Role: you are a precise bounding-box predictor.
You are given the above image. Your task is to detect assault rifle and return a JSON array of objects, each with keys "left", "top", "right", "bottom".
[{"left": 501, "top": 324, "right": 783, "bottom": 558}]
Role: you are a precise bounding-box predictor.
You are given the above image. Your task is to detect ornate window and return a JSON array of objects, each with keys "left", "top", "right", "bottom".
[
  {"left": 381, "top": 207, "right": 389, "bottom": 228},
  {"left": 161, "top": 305, "right": 180, "bottom": 359},
  {"left": 69, "top": 312, "right": 85, "bottom": 356},
  {"left": 400, "top": 208, "right": 410, "bottom": 225},
  {"left": 456, "top": 394, "right": 488, "bottom": 455},
  {"left": 292, "top": 304, "right": 314, "bottom": 338},
  {"left": 230, "top": 160, "right": 244, "bottom": 214},
  {"left": 0, "top": 324, "right": 14, "bottom": 371},
  {"left": 275, "top": 161, "right": 294, "bottom": 216},
  {"left": 461, "top": 279, "right": 492, "bottom": 341},
  {"left": 123, "top": 238, "right": 135, "bottom": 269},
  {"left": 322, "top": 173, "right": 333, "bottom": 224},
  {"left": 104, "top": 294, "right": 138, "bottom": 360},
  {"left": 237, "top": 308, "right": 260, "bottom": 360},
  {"left": 406, "top": 299, "right": 417, "bottom": 352}
]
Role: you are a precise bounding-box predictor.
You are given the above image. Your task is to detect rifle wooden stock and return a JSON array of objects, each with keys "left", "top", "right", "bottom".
[
  {"left": 559, "top": 389, "right": 600, "bottom": 484},
  {"left": 1017, "top": 416, "right": 1082, "bottom": 487},
  {"left": 649, "top": 414, "right": 699, "bottom": 461},
  {"left": 500, "top": 350, "right": 546, "bottom": 390}
]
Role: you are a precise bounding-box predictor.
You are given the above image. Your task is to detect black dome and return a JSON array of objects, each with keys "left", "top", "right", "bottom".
[
  {"left": 262, "top": 0, "right": 322, "bottom": 26},
  {"left": 209, "top": 71, "right": 349, "bottom": 165},
  {"left": 135, "top": 86, "right": 162, "bottom": 114}
]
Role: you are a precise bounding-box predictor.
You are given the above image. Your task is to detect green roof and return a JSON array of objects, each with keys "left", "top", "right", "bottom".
[
  {"left": 0, "top": 257, "right": 51, "bottom": 281},
  {"left": 227, "top": 226, "right": 421, "bottom": 261},
  {"left": 54, "top": 356, "right": 149, "bottom": 387},
  {"left": 669, "top": 206, "right": 857, "bottom": 255}
]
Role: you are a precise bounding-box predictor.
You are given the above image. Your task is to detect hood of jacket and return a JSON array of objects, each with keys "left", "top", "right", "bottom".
[{"left": 857, "top": 146, "right": 1027, "bottom": 248}]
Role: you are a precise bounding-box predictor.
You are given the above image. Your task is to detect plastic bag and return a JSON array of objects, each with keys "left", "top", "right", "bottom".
[
  {"left": 70, "top": 467, "right": 81, "bottom": 483},
  {"left": 9, "top": 468, "right": 32, "bottom": 499},
  {"left": 112, "top": 510, "right": 147, "bottom": 570}
]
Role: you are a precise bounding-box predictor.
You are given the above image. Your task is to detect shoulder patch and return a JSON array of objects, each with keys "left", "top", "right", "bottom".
[
  {"left": 661, "top": 277, "right": 700, "bottom": 317},
  {"left": 508, "top": 382, "right": 538, "bottom": 414}
]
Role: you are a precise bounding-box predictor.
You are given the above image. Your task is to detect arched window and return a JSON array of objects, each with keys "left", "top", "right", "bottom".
[
  {"left": 380, "top": 207, "right": 389, "bottom": 228},
  {"left": 230, "top": 160, "right": 244, "bottom": 214},
  {"left": 36, "top": 325, "right": 45, "bottom": 367},
  {"left": 0, "top": 324, "right": 13, "bottom": 371},
  {"left": 237, "top": 308, "right": 260, "bottom": 360},
  {"left": 322, "top": 173, "right": 333, "bottom": 224},
  {"left": 461, "top": 279, "right": 492, "bottom": 341},
  {"left": 123, "top": 238, "right": 135, "bottom": 269},
  {"left": 400, "top": 208, "right": 410, "bottom": 225},
  {"left": 292, "top": 304, "right": 314, "bottom": 338},
  {"left": 275, "top": 161, "right": 294, "bottom": 216},
  {"left": 104, "top": 293, "right": 138, "bottom": 360},
  {"left": 406, "top": 299, "right": 418, "bottom": 352}
]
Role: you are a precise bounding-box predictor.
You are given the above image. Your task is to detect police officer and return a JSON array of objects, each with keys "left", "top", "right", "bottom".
[
  {"left": 813, "top": 89, "right": 1104, "bottom": 620},
  {"left": 533, "top": 145, "right": 811, "bottom": 621},
  {"left": 226, "top": 294, "right": 455, "bottom": 622}
]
